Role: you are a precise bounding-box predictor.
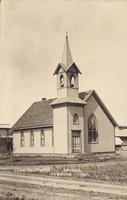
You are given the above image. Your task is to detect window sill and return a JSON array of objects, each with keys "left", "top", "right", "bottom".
[
  {"left": 72, "top": 151, "right": 81, "bottom": 153},
  {"left": 88, "top": 142, "right": 98, "bottom": 144}
]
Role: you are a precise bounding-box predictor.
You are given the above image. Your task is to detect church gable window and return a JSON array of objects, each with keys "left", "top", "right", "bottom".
[
  {"left": 70, "top": 75, "right": 75, "bottom": 88},
  {"left": 60, "top": 74, "right": 64, "bottom": 87},
  {"left": 88, "top": 114, "right": 98, "bottom": 143},
  {"left": 20, "top": 132, "right": 25, "bottom": 147},
  {"left": 73, "top": 113, "right": 79, "bottom": 125}
]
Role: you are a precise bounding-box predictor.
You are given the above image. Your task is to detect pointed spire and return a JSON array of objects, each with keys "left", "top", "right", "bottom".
[{"left": 61, "top": 32, "right": 73, "bottom": 67}]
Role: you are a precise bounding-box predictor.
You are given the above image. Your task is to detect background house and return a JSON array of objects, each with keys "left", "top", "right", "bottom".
[
  {"left": 115, "top": 126, "right": 127, "bottom": 150},
  {"left": 0, "top": 124, "right": 12, "bottom": 154}
]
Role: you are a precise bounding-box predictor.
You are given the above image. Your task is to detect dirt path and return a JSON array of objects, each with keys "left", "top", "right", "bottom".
[{"left": 0, "top": 171, "right": 127, "bottom": 197}]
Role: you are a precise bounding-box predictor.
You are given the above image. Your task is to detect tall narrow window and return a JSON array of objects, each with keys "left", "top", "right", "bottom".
[
  {"left": 40, "top": 129, "right": 45, "bottom": 147},
  {"left": 30, "top": 131, "right": 34, "bottom": 147},
  {"left": 20, "top": 132, "right": 25, "bottom": 147},
  {"left": 88, "top": 114, "right": 98, "bottom": 143},
  {"left": 70, "top": 75, "right": 75, "bottom": 88},
  {"left": 60, "top": 74, "right": 64, "bottom": 87},
  {"left": 73, "top": 113, "right": 79, "bottom": 125},
  {"left": 72, "top": 131, "right": 81, "bottom": 153},
  {"left": 52, "top": 129, "right": 54, "bottom": 147}
]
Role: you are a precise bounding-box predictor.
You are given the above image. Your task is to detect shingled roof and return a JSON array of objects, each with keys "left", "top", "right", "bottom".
[
  {"left": 12, "top": 99, "right": 54, "bottom": 131},
  {"left": 12, "top": 90, "right": 117, "bottom": 131}
]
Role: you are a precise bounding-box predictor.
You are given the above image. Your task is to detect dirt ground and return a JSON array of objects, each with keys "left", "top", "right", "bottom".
[
  {"left": 0, "top": 171, "right": 127, "bottom": 200},
  {"left": 0, "top": 152, "right": 127, "bottom": 200},
  {"left": 0, "top": 179, "right": 126, "bottom": 200}
]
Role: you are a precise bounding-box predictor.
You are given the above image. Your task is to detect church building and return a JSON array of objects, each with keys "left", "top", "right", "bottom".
[{"left": 12, "top": 34, "right": 117, "bottom": 156}]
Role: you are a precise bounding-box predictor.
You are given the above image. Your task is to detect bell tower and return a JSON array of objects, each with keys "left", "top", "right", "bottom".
[
  {"left": 51, "top": 34, "right": 85, "bottom": 155},
  {"left": 53, "top": 33, "right": 81, "bottom": 98}
]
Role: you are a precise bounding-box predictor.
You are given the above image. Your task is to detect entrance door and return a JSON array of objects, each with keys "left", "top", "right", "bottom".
[{"left": 72, "top": 131, "right": 81, "bottom": 153}]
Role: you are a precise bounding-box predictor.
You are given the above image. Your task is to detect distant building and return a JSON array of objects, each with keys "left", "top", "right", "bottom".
[
  {"left": 12, "top": 35, "right": 118, "bottom": 156},
  {"left": 0, "top": 124, "right": 12, "bottom": 153},
  {"left": 119, "top": 126, "right": 127, "bottom": 130},
  {"left": 115, "top": 127, "right": 127, "bottom": 150}
]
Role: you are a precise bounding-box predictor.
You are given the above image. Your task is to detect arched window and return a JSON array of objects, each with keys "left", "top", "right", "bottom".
[
  {"left": 20, "top": 132, "right": 25, "bottom": 147},
  {"left": 70, "top": 75, "right": 75, "bottom": 88},
  {"left": 88, "top": 114, "right": 98, "bottom": 143},
  {"left": 60, "top": 74, "right": 64, "bottom": 87},
  {"left": 73, "top": 113, "right": 79, "bottom": 125}
]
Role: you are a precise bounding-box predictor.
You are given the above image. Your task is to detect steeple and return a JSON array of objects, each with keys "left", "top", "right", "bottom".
[
  {"left": 53, "top": 34, "right": 81, "bottom": 75},
  {"left": 61, "top": 32, "right": 73, "bottom": 67}
]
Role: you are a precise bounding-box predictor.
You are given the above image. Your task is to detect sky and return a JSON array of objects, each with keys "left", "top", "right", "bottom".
[{"left": 0, "top": 0, "right": 127, "bottom": 126}]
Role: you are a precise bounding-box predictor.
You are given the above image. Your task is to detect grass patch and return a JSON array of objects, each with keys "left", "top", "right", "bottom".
[{"left": 14, "top": 162, "right": 127, "bottom": 183}]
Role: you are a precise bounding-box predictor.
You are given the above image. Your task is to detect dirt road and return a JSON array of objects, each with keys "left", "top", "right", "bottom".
[{"left": 0, "top": 171, "right": 127, "bottom": 199}]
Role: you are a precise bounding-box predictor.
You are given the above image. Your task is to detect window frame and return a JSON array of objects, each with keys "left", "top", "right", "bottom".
[
  {"left": 70, "top": 74, "right": 75, "bottom": 88},
  {"left": 88, "top": 114, "right": 98, "bottom": 144},
  {"left": 40, "top": 129, "right": 45, "bottom": 147},
  {"left": 73, "top": 113, "right": 79, "bottom": 125},
  {"left": 52, "top": 129, "right": 54, "bottom": 147},
  {"left": 20, "top": 131, "right": 25, "bottom": 147},
  {"left": 30, "top": 130, "right": 34, "bottom": 147},
  {"left": 60, "top": 74, "right": 64, "bottom": 87}
]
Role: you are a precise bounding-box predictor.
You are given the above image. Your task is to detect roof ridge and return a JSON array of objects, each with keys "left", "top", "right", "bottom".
[
  {"left": 79, "top": 90, "right": 94, "bottom": 94},
  {"left": 34, "top": 98, "right": 55, "bottom": 104}
]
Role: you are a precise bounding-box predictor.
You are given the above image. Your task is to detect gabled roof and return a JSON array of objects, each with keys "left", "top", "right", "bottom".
[
  {"left": 12, "top": 90, "right": 117, "bottom": 131},
  {"left": 53, "top": 62, "right": 81, "bottom": 75},
  {"left": 12, "top": 99, "right": 54, "bottom": 131},
  {"left": 79, "top": 90, "right": 118, "bottom": 127},
  {"left": 79, "top": 90, "right": 93, "bottom": 102}
]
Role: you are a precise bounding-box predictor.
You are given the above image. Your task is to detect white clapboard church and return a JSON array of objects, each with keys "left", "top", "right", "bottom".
[{"left": 12, "top": 34, "right": 117, "bottom": 156}]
